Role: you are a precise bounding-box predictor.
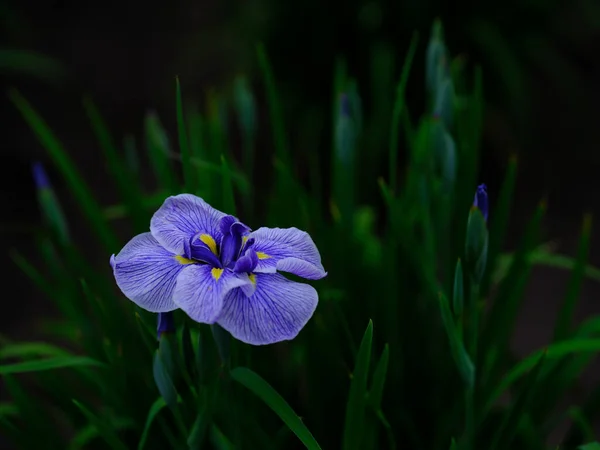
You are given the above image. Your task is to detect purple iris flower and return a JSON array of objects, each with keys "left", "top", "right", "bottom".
[
  {"left": 110, "top": 194, "right": 327, "bottom": 345},
  {"left": 473, "top": 184, "right": 488, "bottom": 222}
]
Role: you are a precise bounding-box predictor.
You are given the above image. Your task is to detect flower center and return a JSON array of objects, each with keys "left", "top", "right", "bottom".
[{"left": 183, "top": 215, "right": 258, "bottom": 274}]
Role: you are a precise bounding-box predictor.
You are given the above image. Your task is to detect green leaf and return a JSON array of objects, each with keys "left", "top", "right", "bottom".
[
  {"left": 453, "top": 258, "right": 464, "bottom": 317},
  {"left": 568, "top": 407, "right": 595, "bottom": 444},
  {"left": 368, "top": 343, "right": 389, "bottom": 410},
  {"left": 70, "top": 417, "right": 135, "bottom": 450},
  {"left": 579, "top": 443, "right": 600, "bottom": 450},
  {"left": 0, "top": 402, "right": 17, "bottom": 418},
  {"left": 153, "top": 339, "right": 178, "bottom": 410},
  {"left": 343, "top": 320, "right": 374, "bottom": 450},
  {"left": 72, "top": 400, "right": 129, "bottom": 450},
  {"left": 0, "top": 342, "right": 69, "bottom": 359},
  {"left": 438, "top": 292, "right": 474, "bottom": 388},
  {"left": 389, "top": 32, "right": 418, "bottom": 191},
  {"left": 231, "top": 367, "right": 322, "bottom": 450},
  {"left": 481, "top": 201, "right": 545, "bottom": 375},
  {"left": 0, "top": 49, "right": 68, "bottom": 84},
  {"left": 8, "top": 89, "right": 118, "bottom": 251},
  {"left": 138, "top": 397, "right": 167, "bottom": 450},
  {"left": 483, "top": 155, "right": 518, "bottom": 294},
  {"left": 484, "top": 339, "right": 600, "bottom": 414},
  {"left": 82, "top": 97, "right": 146, "bottom": 231},
  {"left": 256, "top": 42, "right": 289, "bottom": 166},
  {"left": 0, "top": 356, "right": 103, "bottom": 374},
  {"left": 145, "top": 111, "right": 178, "bottom": 193},
  {"left": 187, "top": 404, "right": 208, "bottom": 450},
  {"left": 209, "top": 424, "right": 236, "bottom": 450},
  {"left": 554, "top": 214, "right": 592, "bottom": 340},
  {"left": 9, "top": 249, "right": 53, "bottom": 297},
  {"left": 176, "top": 77, "right": 194, "bottom": 192},
  {"left": 220, "top": 155, "right": 236, "bottom": 215},
  {"left": 489, "top": 351, "right": 546, "bottom": 450}
]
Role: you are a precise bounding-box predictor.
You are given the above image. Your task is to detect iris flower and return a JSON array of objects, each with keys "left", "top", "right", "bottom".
[{"left": 110, "top": 194, "right": 327, "bottom": 345}]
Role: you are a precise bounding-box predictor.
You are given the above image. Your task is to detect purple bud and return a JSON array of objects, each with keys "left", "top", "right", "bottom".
[
  {"left": 32, "top": 162, "right": 51, "bottom": 189},
  {"left": 340, "top": 93, "right": 351, "bottom": 118},
  {"left": 157, "top": 312, "right": 175, "bottom": 339},
  {"left": 473, "top": 184, "right": 488, "bottom": 222}
]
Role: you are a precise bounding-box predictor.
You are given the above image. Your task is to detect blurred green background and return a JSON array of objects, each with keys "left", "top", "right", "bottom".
[{"left": 3, "top": 0, "right": 600, "bottom": 448}]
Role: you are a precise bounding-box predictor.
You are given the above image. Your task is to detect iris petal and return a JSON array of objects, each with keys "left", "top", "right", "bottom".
[
  {"left": 150, "top": 194, "right": 228, "bottom": 255},
  {"left": 112, "top": 232, "right": 185, "bottom": 312},
  {"left": 216, "top": 273, "right": 318, "bottom": 345},
  {"left": 248, "top": 227, "right": 327, "bottom": 280},
  {"left": 173, "top": 265, "right": 250, "bottom": 323}
]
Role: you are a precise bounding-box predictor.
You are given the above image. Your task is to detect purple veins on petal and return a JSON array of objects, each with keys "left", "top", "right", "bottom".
[
  {"left": 112, "top": 232, "right": 185, "bottom": 312},
  {"left": 150, "top": 194, "right": 228, "bottom": 256},
  {"left": 248, "top": 227, "right": 327, "bottom": 280},
  {"left": 172, "top": 264, "right": 250, "bottom": 324},
  {"left": 157, "top": 311, "right": 175, "bottom": 338},
  {"left": 216, "top": 272, "right": 319, "bottom": 345}
]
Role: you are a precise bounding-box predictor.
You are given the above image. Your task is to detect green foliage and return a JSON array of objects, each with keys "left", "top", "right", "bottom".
[{"left": 4, "top": 21, "right": 600, "bottom": 450}]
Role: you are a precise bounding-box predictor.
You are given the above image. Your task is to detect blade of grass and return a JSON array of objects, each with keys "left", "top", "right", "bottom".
[
  {"left": 8, "top": 89, "right": 118, "bottom": 251},
  {"left": 72, "top": 400, "right": 129, "bottom": 450},
  {"left": 488, "top": 351, "right": 546, "bottom": 450},
  {"left": 256, "top": 42, "right": 289, "bottom": 167},
  {"left": 175, "top": 77, "right": 194, "bottom": 192},
  {"left": 481, "top": 155, "right": 518, "bottom": 295},
  {"left": 145, "top": 112, "right": 179, "bottom": 193},
  {"left": 0, "top": 356, "right": 104, "bottom": 374},
  {"left": 554, "top": 214, "right": 592, "bottom": 340},
  {"left": 231, "top": 367, "right": 322, "bottom": 450},
  {"left": 480, "top": 201, "right": 545, "bottom": 376},
  {"left": 484, "top": 339, "right": 600, "bottom": 415},
  {"left": 343, "top": 320, "right": 373, "bottom": 450},
  {"left": 389, "top": 32, "right": 418, "bottom": 191},
  {"left": 83, "top": 98, "right": 146, "bottom": 231},
  {"left": 138, "top": 397, "right": 167, "bottom": 450}
]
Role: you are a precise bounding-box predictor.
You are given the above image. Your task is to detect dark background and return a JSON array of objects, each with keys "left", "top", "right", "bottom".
[{"left": 2, "top": 0, "right": 600, "bottom": 445}]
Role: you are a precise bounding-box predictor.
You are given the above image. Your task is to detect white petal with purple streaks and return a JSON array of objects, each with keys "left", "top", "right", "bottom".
[
  {"left": 216, "top": 273, "right": 318, "bottom": 345},
  {"left": 112, "top": 232, "right": 183, "bottom": 312},
  {"left": 249, "top": 227, "right": 326, "bottom": 280}
]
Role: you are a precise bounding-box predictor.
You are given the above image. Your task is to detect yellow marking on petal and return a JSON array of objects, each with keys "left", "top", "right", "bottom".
[
  {"left": 248, "top": 273, "right": 256, "bottom": 285},
  {"left": 242, "top": 235, "right": 248, "bottom": 246},
  {"left": 175, "top": 255, "right": 195, "bottom": 265},
  {"left": 256, "top": 252, "right": 270, "bottom": 260},
  {"left": 200, "top": 234, "right": 218, "bottom": 255},
  {"left": 211, "top": 268, "right": 224, "bottom": 281}
]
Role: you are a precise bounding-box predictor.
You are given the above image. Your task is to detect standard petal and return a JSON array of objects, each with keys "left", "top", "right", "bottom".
[
  {"left": 248, "top": 227, "right": 327, "bottom": 280},
  {"left": 173, "top": 265, "right": 250, "bottom": 324},
  {"left": 113, "top": 232, "right": 188, "bottom": 312},
  {"left": 216, "top": 273, "right": 318, "bottom": 345},
  {"left": 150, "top": 194, "right": 228, "bottom": 255}
]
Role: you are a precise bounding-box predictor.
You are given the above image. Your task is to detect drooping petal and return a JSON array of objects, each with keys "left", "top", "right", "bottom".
[
  {"left": 150, "top": 194, "right": 228, "bottom": 255},
  {"left": 173, "top": 265, "right": 250, "bottom": 324},
  {"left": 113, "top": 232, "right": 190, "bottom": 312},
  {"left": 248, "top": 227, "right": 327, "bottom": 280},
  {"left": 216, "top": 273, "right": 318, "bottom": 345}
]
